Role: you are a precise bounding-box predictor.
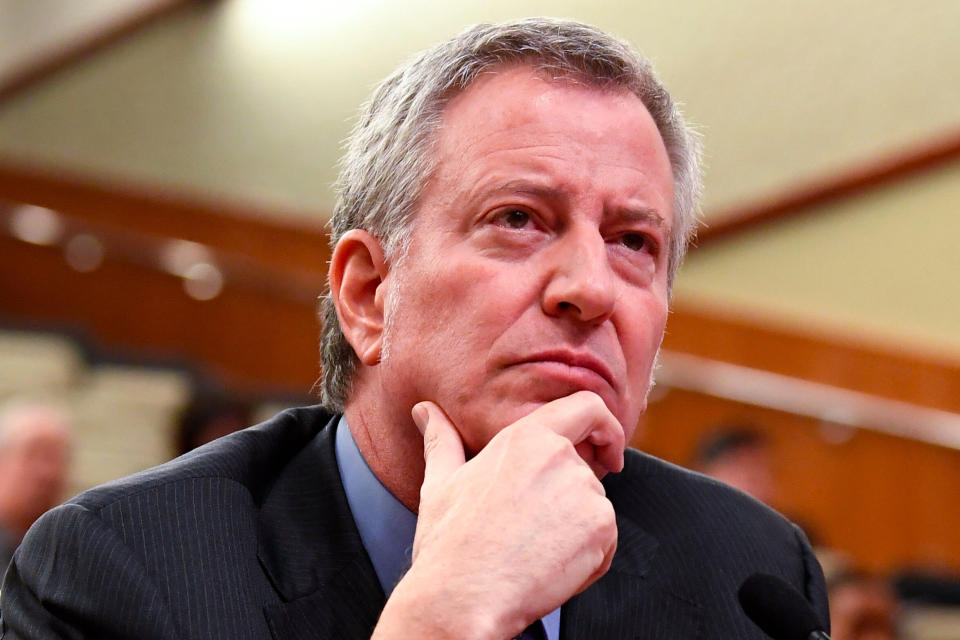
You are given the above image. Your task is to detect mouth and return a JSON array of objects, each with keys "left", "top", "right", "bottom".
[{"left": 511, "top": 350, "right": 617, "bottom": 391}]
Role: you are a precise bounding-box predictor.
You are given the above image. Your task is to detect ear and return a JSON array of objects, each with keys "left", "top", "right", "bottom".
[{"left": 328, "top": 230, "right": 390, "bottom": 366}]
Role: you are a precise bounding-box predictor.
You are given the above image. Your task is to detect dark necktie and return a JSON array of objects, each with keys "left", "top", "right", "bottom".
[{"left": 514, "top": 620, "right": 547, "bottom": 640}]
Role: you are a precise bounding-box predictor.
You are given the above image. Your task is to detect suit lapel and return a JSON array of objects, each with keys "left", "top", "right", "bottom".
[
  {"left": 262, "top": 556, "right": 384, "bottom": 640},
  {"left": 561, "top": 457, "right": 702, "bottom": 639},
  {"left": 257, "top": 415, "right": 386, "bottom": 640}
]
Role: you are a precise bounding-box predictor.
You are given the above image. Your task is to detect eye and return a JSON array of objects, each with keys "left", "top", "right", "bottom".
[
  {"left": 620, "top": 233, "right": 651, "bottom": 252},
  {"left": 496, "top": 208, "right": 532, "bottom": 229}
]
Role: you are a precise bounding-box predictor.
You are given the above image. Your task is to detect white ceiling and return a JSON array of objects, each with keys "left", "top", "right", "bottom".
[
  {"left": 0, "top": 0, "right": 157, "bottom": 83},
  {"left": 0, "top": 0, "right": 958, "bottom": 222}
]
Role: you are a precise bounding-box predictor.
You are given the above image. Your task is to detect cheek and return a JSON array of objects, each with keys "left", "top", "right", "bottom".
[
  {"left": 382, "top": 262, "right": 493, "bottom": 383},
  {"left": 619, "top": 299, "right": 668, "bottom": 413},
  {"left": 625, "top": 301, "right": 667, "bottom": 366},
  {"left": 400, "top": 254, "right": 527, "bottom": 333}
]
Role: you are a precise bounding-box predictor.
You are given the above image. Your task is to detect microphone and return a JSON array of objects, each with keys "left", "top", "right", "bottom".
[{"left": 738, "top": 573, "right": 831, "bottom": 640}]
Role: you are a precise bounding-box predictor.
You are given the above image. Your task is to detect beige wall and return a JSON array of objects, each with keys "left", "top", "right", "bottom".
[{"left": 676, "top": 158, "right": 960, "bottom": 356}]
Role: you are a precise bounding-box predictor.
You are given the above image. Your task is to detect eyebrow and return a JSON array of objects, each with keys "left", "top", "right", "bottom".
[
  {"left": 483, "top": 180, "right": 668, "bottom": 230},
  {"left": 483, "top": 180, "right": 559, "bottom": 202},
  {"left": 618, "top": 207, "right": 667, "bottom": 229}
]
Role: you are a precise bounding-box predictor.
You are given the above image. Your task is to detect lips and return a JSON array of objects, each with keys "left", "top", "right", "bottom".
[{"left": 510, "top": 350, "right": 617, "bottom": 390}]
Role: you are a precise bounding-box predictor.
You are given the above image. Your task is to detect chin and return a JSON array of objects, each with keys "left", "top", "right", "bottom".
[{"left": 451, "top": 400, "right": 534, "bottom": 455}]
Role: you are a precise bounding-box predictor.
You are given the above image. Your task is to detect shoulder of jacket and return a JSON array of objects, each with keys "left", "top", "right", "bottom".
[{"left": 66, "top": 405, "right": 337, "bottom": 512}]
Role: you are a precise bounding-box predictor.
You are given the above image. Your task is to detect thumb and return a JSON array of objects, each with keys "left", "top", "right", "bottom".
[{"left": 412, "top": 401, "right": 465, "bottom": 484}]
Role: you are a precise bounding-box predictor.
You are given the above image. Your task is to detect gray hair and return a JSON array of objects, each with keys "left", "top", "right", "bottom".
[{"left": 320, "top": 17, "right": 702, "bottom": 410}]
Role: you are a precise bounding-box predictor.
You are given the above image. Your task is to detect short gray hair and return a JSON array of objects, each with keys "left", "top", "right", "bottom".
[{"left": 320, "top": 17, "right": 702, "bottom": 410}]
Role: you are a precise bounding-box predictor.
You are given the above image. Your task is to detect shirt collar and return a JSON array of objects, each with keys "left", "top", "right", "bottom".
[{"left": 335, "top": 414, "right": 417, "bottom": 596}]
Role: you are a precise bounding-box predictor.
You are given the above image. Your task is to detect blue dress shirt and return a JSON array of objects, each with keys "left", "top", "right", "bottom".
[{"left": 334, "top": 416, "right": 561, "bottom": 639}]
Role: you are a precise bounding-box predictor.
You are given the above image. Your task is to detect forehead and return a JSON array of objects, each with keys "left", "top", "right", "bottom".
[
  {"left": 419, "top": 65, "right": 674, "bottom": 225},
  {"left": 438, "top": 65, "right": 657, "bottom": 148}
]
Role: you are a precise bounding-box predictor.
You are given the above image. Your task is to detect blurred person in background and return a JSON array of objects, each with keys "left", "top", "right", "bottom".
[
  {"left": 696, "top": 424, "right": 822, "bottom": 547},
  {"left": 829, "top": 570, "right": 900, "bottom": 640},
  {"left": 695, "top": 425, "right": 776, "bottom": 505},
  {"left": 0, "top": 400, "right": 71, "bottom": 574},
  {"left": 173, "top": 388, "right": 253, "bottom": 457}
]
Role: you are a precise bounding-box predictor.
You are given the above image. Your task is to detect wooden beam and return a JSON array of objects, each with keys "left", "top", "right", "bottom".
[
  {"left": 0, "top": 159, "right": 330, "bottom": 273},
  {"left": 664, "top": 300, "right": 960, "bottom": 414},
  {"left": 656, "top": 350, "right": 960, "bottom": 451},
  {"left": 696, "top": 127, "right": 960, "bottom": 246}
]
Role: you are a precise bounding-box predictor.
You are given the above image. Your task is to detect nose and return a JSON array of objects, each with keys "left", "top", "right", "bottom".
[{"left": 541, "top": 228, "right": 616, "bottom": 324}]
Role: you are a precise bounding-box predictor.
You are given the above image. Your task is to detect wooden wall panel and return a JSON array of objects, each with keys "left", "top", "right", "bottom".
[
  {"left": 0, "top": 163, "right": 331, "bottom": 394},
  {"left": 0, "top": 233, "right": 320, "bottom": 394},
  {"left": 654, "top": 303, "right": 960, "bottom": 572},
  {"left": 633, "top": 387, "right": 960, "bottom": 573}
]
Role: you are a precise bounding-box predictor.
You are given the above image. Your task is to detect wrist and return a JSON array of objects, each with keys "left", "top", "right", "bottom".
[{"left": 373, "top": 567, "right": 503, "bottom": 640}]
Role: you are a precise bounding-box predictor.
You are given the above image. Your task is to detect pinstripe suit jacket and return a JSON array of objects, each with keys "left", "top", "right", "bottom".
[{"left": 0, "top": 405, "right": 827, "bottom": 639}]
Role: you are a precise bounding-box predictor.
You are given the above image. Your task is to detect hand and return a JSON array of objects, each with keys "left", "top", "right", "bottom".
[{"left": 374, "top": 391, "right": 623, "bottom": 640}]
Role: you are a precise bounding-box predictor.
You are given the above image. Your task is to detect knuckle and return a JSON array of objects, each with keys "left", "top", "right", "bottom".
[
  {"left": 497, "top": 423, "right": 532, "bottom": 458},
  {"left": 542, "top": 432, "right": 573, "bottom": 460},
  {"left": 572, "top": 389, "right": 605, "bottom": 414},
  {"left": 591, "top": 474, "right": 608, "bottom": 496},
  {"left": 600, "top": 497, "right": 617, "bottom": 527},
  {"left": 575, "top": 462, "right": 599, "bottom": 487},
  {"left": 590, "top": 497, "right": 617, "bottom": 536},
  {"left": 587, "top": 391, "right": 607, "bottom": 410},
  {"left": 586, "top": 547, "right": 606, "bottom": 573}
]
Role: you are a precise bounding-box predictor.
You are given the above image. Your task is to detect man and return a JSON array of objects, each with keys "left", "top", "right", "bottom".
[
  {"left": 0, "top": 401, "right": 71, "bottom": 576},
  {"left": 695, "top": 426, "right": 777, "bottom": 505},
  {"left": 0, "top": 18, "right": 827, "bottom": 639},
  {"left": 828, "top": 571, "right": 899, "bottom": 640}
]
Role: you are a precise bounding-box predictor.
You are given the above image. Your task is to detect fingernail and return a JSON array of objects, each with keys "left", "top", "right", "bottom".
[{"left": 411, "top": 403, "right": 429, "bottom": 434}]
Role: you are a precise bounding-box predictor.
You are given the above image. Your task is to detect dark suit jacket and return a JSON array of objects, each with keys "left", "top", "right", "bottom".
[{"left": 1, "top": 405, "right": 827, "bottom": 639}]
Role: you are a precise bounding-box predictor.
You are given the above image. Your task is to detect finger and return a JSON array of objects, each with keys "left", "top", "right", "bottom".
[
  {"left": 413, "top": 401, "right": 466, "bottom": 486},
  {"left": 520, "top": 391, "right": 625, "bottom": 473},
  {"left": 575, "top": 441, "right": 615, "bottom": 480}
]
